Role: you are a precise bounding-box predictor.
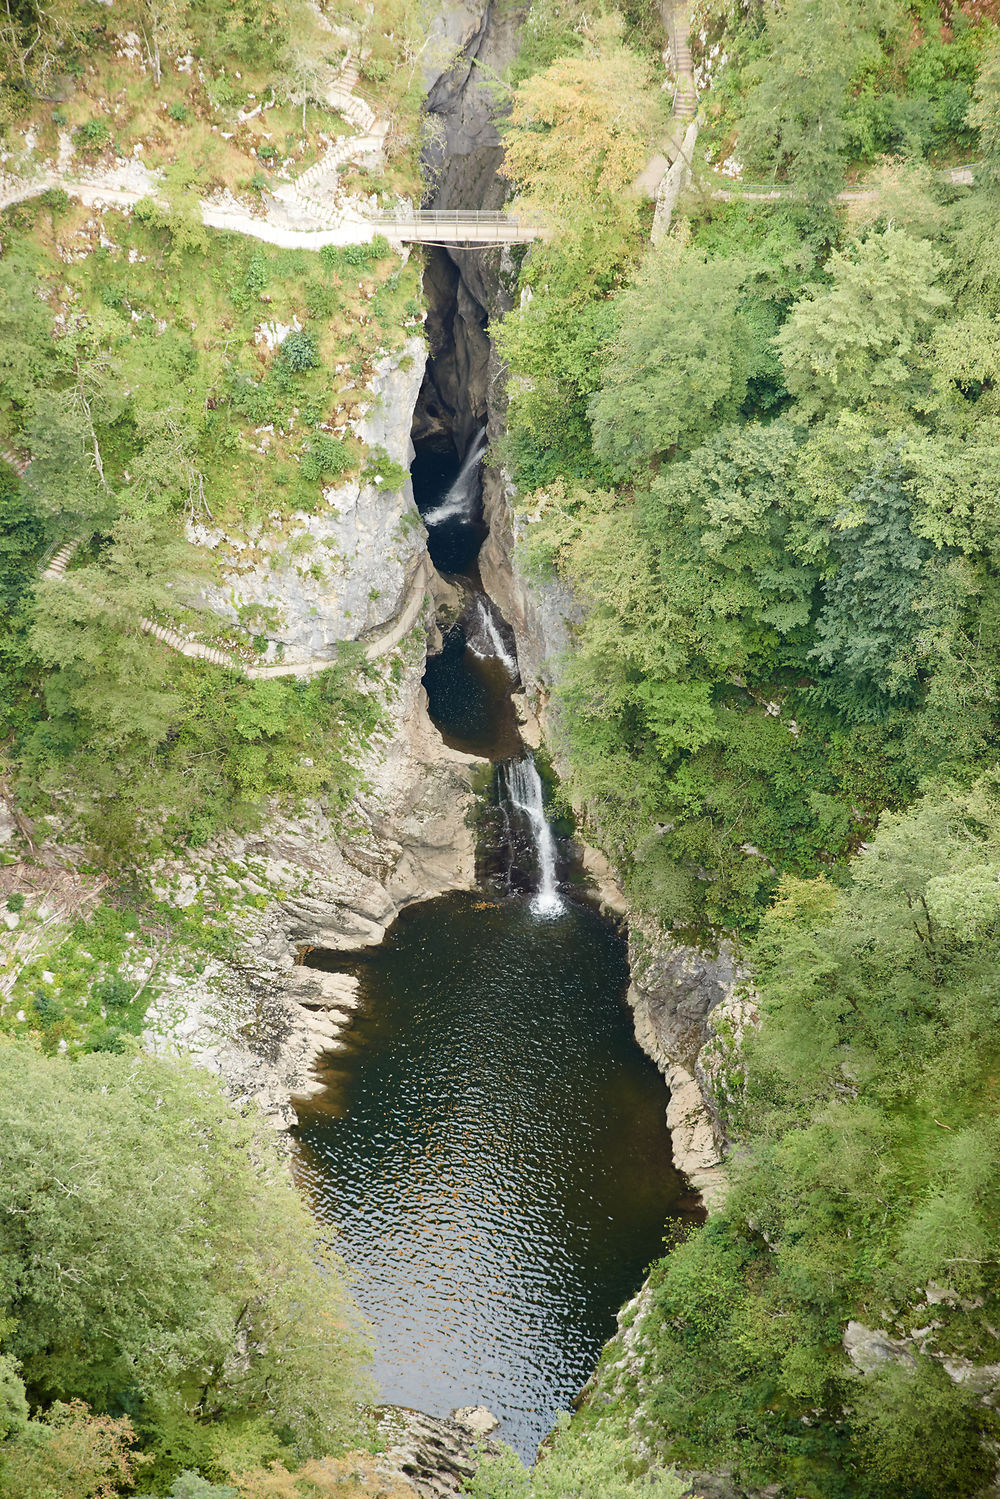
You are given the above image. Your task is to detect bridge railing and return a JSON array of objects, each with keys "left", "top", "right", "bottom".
[{"left": 370, "top": 208, "right": 548, "bottom": 241}]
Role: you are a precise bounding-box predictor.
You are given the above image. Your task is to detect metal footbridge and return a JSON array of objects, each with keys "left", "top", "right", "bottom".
[{"left": 372, "top": 209, "right": 548, "bottom": 246}]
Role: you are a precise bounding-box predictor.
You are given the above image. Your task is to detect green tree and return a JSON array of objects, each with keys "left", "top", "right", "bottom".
[
  {"left": 0, "top": 1399, "right": 143, "bottom": 1499},
  {"left": 775, "top": 229, "right": 950, "bottom": 424},
  {"left": 588, "top": 246, "right": 756, "bottom": 478},
  {"left": 735, "top": 0, "right": 905, "bottom": 198},
  {"left": 634, "top": 780, "right": 1000, "bottom": 1492},
  {"left": 498, "top": 14, "right": 657, "bottom": 225},
  {"left": 810, "top": 456, "right": 936, "bottom": 712},
  {"left": 967, "top": 34, "right": 1000, "bottom": 185},
  {"left": 0, "top": 1040, "right": 370, "bottom": 1451}
]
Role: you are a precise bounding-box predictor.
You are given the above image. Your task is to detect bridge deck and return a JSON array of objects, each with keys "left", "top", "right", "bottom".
[{"left": 373, "top": 209, "right": 548, "bottom": 245}]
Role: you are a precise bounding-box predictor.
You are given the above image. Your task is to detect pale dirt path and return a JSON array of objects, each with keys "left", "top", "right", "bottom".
[
  {"left": 35, "top": 538, "right": 435, "bottom": 678},
  {"left": 0, "top": 49, "right": 543, "bottom": 250}
]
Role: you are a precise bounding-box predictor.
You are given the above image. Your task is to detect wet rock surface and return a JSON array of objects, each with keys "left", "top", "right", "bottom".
[{"left": 377, "top": 1405, "right": 501, "bottom": 1498}]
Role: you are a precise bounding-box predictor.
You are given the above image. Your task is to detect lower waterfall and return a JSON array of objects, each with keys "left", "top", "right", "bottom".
[
  {"left": 500, "top": 757, "right": 565, "bottom": 917},
  {"left": 291, "top": 305, "right": 693, "bottom": 1460}
]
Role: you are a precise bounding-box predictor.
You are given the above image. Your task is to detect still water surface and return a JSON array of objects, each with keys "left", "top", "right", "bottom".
[{"left": 294, "top": 894, "right": 691, "bottom": 1457}]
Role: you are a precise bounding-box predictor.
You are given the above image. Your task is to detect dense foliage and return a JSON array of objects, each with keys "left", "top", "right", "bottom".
[
  {"left": 0, "top": 1040, "right": 369, "bottom": 1492},
  {"left": 0, "top": 203, "right": 412, "bottom": 859},
  {"left": 497, "top": 3, "right": 1000, "bottom": 1494},
  {"left": 640, "top": 780, "right": 1000, "bottom": 1496},
  {"left": 498, "top": 11, "right": 1000, "bottom": 933}
]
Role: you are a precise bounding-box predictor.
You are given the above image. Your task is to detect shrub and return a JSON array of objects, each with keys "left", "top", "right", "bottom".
[
  {"left": 88, "top": 1025, "right": 128, "bottom": 1053},
  {"left": 361, "top": 56, "right": 392, "bottom": 84},
  {"left": 300, "top": 434, "right": 352, "bottom": 482},
  {"left": 319, "top": 236, "right": 391, "bottom": 273},
  {"left": 92, "top": 974, "right": 136, "bottom": 1013},
  {"left": 280, "top": 328, "right": 319, "bottom": 372},
  {"left": 362, "top": 447, "right": 408, "bottom": 492},
  {"left": 0, "top": 1400, "right": 143, "bottom": 1499},
  {"left": 32, "top": 992, "right": 65, "bottom": 1026},
  {"left": 39, "top": 188, "right": 69, "bottom": 216},
  {"left": 168, "top": 101, "right": 189, "bottom": 123},
  {"left": 73, "top": 119, "right": 111, "bottom": 152},
  {"left": 304, "top": 278, "right": 340, "bottom": 319}
]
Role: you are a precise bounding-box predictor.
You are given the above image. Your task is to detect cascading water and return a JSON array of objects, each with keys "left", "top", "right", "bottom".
[
  {"left": 422, "top": 428, "right": 488, "bottom": 525},
  {"left": 294, "top": 254, "right": 690, "bottom": 1460},
  {"left": 501, "top": 756, "right": 564, "bottom": 917},
  {"left": 467, "top": 596, "right": 518, "bottom": 677}
]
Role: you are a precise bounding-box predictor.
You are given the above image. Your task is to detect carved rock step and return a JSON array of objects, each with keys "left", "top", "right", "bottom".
[{"left": 286, "top": 967, "right": 360, "bottom": 1010}]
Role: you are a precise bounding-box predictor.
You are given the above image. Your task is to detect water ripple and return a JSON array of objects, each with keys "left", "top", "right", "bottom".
[{"left": 294, "top": 893, "right": 694, "bottom": 1458}]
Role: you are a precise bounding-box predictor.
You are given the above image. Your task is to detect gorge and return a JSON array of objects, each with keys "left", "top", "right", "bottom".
[
  {"left": 289, "top": 180, "right": 698, "bottom": 1449},
  {"left": 3, "top": 0, "right": 999, "bottom": 1493}
]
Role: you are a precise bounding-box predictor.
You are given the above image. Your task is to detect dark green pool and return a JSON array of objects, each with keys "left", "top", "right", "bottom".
[{"left": 294, "top": 892, "right": 693, "bottom": 1457}]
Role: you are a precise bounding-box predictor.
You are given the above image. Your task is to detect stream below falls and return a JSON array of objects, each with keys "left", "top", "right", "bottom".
[{"left": 293, "top": 434, "right": 695, "bottom": 1457}]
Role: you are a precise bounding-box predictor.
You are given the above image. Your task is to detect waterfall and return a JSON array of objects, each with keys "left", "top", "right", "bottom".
[
  {"left": 502, "top": 756, "right": 564, "bottom": 917},
  {"left": 467, "top": 596, "right": 518, "bottom": 676},
  {"left": 423, "top": 429, "right": 488, "bottom": 525}
]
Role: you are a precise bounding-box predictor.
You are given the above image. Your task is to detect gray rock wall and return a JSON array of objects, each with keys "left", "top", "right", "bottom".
[
  {"left": 627, "top": 922, "right": 757, "bottom": 1209},
  {"left": 145, "top": 647, "right": 485, "bottom": 1131},
  {"left": 191, "top": 338, "right": 429, "bottom": 665},
  {"left": 412, "top": 2, "right": 525, "bottom": 455}
]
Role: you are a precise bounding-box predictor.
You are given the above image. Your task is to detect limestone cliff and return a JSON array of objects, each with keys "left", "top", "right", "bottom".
[
  {"left": 192, "top": 337, "right": 430, "bottom": 665},
  {"left": 627, "top": 923, "right": 758, "bottom": 1208},
  {"left": 143, "top": 636, "right": 483, "bottom": 1130},
  {"left": 142, "top": 337, "right": 486, "bottom": 1129},
  {"left": 413, "top": 0, "right": 525, "bottom": 455}
]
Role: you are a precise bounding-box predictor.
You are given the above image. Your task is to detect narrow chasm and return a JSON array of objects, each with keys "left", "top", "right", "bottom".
[{"left": 292, "top": 239, "right": 695, "bottom": 1461}]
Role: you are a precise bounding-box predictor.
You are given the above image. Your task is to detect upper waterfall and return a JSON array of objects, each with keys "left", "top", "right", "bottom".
[{"left": 423, "top": 429, "right": 488, "bottom": 526}]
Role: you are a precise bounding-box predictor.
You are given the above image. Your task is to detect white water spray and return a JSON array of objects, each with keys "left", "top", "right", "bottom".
[
  {"left": 503, "top": 756, "right": 564, "bottom": 917},
  {"left": 423, "top": 430, "right": 488, "bottom": 526},
  {"left": 468, "top": 596, "right": 518, "bottom": 676}
]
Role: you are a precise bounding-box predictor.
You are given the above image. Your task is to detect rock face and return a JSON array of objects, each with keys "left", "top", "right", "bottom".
[
  {"left": 192, "top": 338, "right": 429, "bottom": 663},
  {"left": 478, "top": 470, "right": 584, "bottom": 723},
  {"left": 412, "top": 1, "right": 524, "bottom": 455},
  {"left": 413, "top": 247, "right": 491, "bottom": 453},
  {"left": 376, "top": 1405, "right": 502, "bottom": 1498},
  {"left": 423, "top": 1, "right": 525, "bottom": 216},
  {"left": 627, "top": 923, "right": 758, "bottom": 1209},
  {"left": 144, "top": 651, "right": 484, "bottom": 1130}
]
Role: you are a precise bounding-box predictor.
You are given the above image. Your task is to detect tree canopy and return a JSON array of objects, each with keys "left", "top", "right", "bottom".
[{"left": 0, "top": 1040, "right": 370, "bottom": 1471}]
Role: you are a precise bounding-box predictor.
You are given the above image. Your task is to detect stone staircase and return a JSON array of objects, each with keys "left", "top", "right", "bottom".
[
  {"left": 325, "top": 53, "right": 378, "bottom": 133},
  {"left": 672, "top": 27, "right": 697, "bottom": 119},
  {"left": 139, "top": 618, "right": 237, "bottom": 669},
  {"left": 40, "top": 538, "right": 82, "bottom": 581},
  {"left": 1, "top": 448, "right": 30, "bottom": 477},
  {"left": 268, "top": 52, "right": 389, "bottom": 232},
  {"left": 650, "top": 4, "right": 699, "bottom": 241},
  {"left": 276, "top": 118, "right": 387, "bottom": 228}
]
